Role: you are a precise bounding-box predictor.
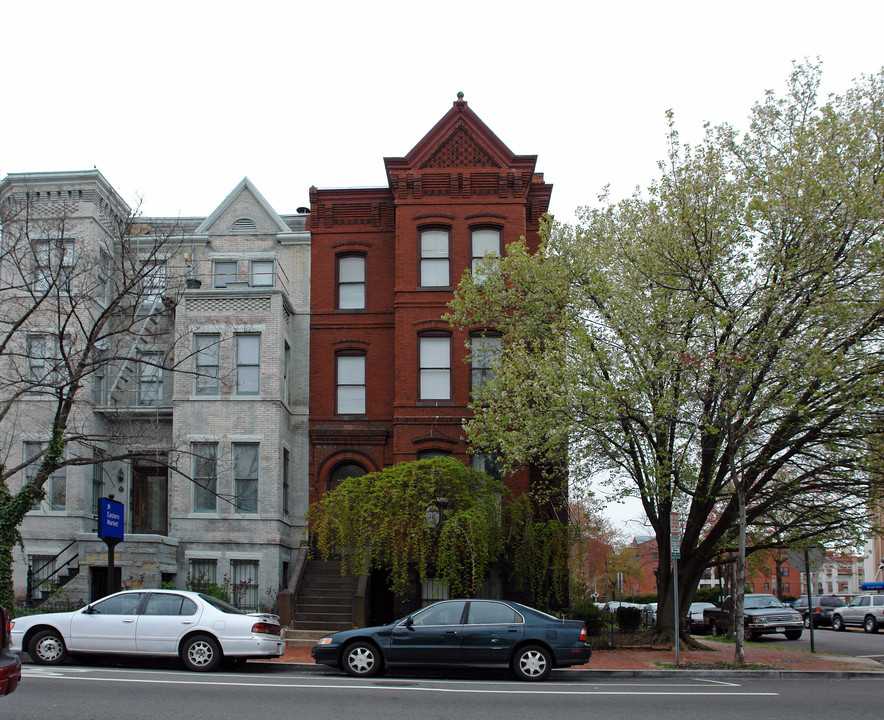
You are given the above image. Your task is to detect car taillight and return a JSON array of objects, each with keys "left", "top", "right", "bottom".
[
  {"left": 251, "top": 622, "right": 281, "bottom": 636},
  {"left": 579, "top": 625, "right": 587, "bottom": 642}
]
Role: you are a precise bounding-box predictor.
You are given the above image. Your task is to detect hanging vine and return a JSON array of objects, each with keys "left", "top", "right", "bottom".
[{"left": 310, "top": 457, "right": 507, "bottom": 595}]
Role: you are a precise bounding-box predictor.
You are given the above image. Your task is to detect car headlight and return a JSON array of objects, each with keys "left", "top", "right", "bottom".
[{"left": 316, "top": 637, "right": 334, "bottom": 646}]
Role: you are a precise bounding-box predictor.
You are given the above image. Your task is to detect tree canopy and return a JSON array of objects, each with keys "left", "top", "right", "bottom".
[{"left": 447, "top": 63, "right": 884, "bottom": 632}]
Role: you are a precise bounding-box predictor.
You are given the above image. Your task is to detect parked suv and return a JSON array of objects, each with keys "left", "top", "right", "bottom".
[
  {"left": 831, "top": 594, "right": 884, "bottom": 633},
  {"left": 0, "top": 606, "right": 21, "bottom": 696},
  {"left": 792, "top": 596, "right": 850, "bottom": 628}
]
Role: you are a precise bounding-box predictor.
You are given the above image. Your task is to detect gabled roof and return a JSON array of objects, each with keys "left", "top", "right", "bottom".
[
  {"left": 384, "top": 93, "right": 539, "bottom": 181},
  {"left": 195, "top": 177, "right": 290, "bottom": 235}
]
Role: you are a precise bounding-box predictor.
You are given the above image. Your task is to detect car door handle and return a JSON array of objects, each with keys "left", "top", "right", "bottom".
[
  {"left": 123, "top": 619, "right": 135, "bottom": 623},
  {"left": 181, "top": 621, "right": 194, "bottom": 625},
  {"left": 445, "top": 630, "right": 458, "bottom": 635}
]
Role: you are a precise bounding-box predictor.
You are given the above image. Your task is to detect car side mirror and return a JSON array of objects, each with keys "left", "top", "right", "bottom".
[
  {"left": 405, "top": 616, "right": 414, "bottom": 629},
  {"left": 82, "top": 605, "right": 95, "bottom": 614}
]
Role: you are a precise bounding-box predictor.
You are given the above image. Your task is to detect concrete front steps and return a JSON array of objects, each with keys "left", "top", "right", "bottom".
[{"left": 285, "top": 559, "right": 358, "bottom": 646}]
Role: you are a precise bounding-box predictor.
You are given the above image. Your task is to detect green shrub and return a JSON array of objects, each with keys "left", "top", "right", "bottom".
[
  {"left": 616, "top": 605, "right": 642, "bottom": 632},
  {"left": 568, "top": 597, "right": 604, "bottom": 635}
]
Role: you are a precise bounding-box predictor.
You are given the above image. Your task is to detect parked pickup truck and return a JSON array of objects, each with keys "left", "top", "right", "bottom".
[{"left": 703, "top": 594, "right": 804, "bottom": 640}]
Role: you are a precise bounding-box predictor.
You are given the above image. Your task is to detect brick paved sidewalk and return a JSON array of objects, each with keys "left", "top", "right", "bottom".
[{"left": 268, "top": 638, "right": 882, "bottom": 672}]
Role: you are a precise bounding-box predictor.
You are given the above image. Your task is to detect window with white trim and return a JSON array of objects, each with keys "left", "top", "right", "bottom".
[
  {"left": 235, "top": 335, "right": 260, "bottom": 395},
  {"left": 336, "top": 353, "right": 366, "bottom": 414},
  {"left": 33, "top": 239, "right": 74, "bottom": 293},
  {"left": 420, "top": 230, "right": 449, "bottom": 287},
  {"left": 471, "top": 228, "right": 500, "bottom": 281},
  {"left": 192, "top": 443, "right": 217, "bottom": 512},
  {"left": 233, "top": 443, "right": 259, "bottom": 513},
  {"left": 250, "top": 260, "right": 274, "bottom": 287},
  {"left": 419, "top": 335, "right": 451, "bottom": 400},
  {"left": 338, "top": 255, "right": 365, "bottom": 309},
  {"left": 470, "top": 335, "right": 501, "bottom": 395},
  {"left": 194, "top": 334, "right": 220, "bottom": 396},
  {"left": 214, "top": 261, "right": 238, "bottom": 288},
  {"left": 23, "top": 441, "right": 66, "bottom": 511},
  {"left": 137, "top": 352, "right": 164, "bottom": 406}
]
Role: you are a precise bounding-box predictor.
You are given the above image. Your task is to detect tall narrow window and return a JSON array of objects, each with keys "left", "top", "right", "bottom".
[
  {"left": 23, "top": 441, "right": 66, "bottom": 511},
  {"left": 138, "top": 352, "right": 163, "bottom": 406},
  {"left": 419, "top": 335, "right": 451, "bottom": 400},
  {"left": 283, "top": 343, "right": 291, "bottom": 405},
  {"left": 282, "top": 448, "right": 290, "bottom": 516},
  {"left": 420, "top": 230, "right": 449, "bottom": 287},
  {"left": 236, "top": 335, "right": 260, "bottom": 395},
  {"left": 231, "top": 559, "right": 259, "bottom": 612},
  {"left": 336, "top": 354, "right": 366, "bottom": 414},
  {"left": 214, "top": 261, "right": 238, "bottom": 288},
  {"left": 471, "top": 229, "right": 501, "bottom": 281},
  {"left": 192, "top": 443, "right": 218, "bottom": 512},
  {"left": 233, "top": 443, "right": 259, "bottom": 513},
  {"left": 470, "top": 335, "right": 501, "bottom": 394},
  {"left": 141, "top": 261, "right": 166, "bottom": 308},
  {"left": 27, "top": 335, "right": 47, "bottom": 382},
  {"left": 250, "top": 260, "right": 274, "bottom": 287},
  {"left": 337, "top": 255, "right": 365, "bottom": 309},
  {"left": 194, "top": 334, "right": 220, "bottom": 396}
]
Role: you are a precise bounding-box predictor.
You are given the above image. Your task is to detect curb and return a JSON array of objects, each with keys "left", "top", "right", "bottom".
[{"left": 252, "top": 661, "right": 884, "bottom": 680}]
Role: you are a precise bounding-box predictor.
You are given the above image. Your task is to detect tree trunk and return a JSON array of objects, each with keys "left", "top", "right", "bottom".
[{"left": 734, "top": 480, "right": 747, "bottom": 666}]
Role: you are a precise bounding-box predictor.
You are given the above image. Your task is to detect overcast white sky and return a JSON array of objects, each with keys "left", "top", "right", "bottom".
[{"left": 4, "top": 0, "right": 883, "bottom": 532}]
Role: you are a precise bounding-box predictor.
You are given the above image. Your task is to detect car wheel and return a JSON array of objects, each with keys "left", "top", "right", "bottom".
[
  {"left": 181, "top": 634, "right": 221, "bottom": 671},
  {"left": 28, "top": 629, "right": 68, "bottom": 666},
  {"left": 784, "top": 630, "right": 802, "bottom": 640},
  {"left": 710, "top": 620, "right": 722, "bottom": 637},
  {"left": 832, "top": 615, "right": 845, "bottom": 632},
  {"left": 863, "top": 616, "right": 879, "bottom": 634},
  {"left": 343, "top": 641, "right": 383, "bottom": 678},
  {"left": 803, "top": 615, "right": 811, "bottom": 629},
  {"left": 511, "top": 645, "right": 552, "bottom": 682}
]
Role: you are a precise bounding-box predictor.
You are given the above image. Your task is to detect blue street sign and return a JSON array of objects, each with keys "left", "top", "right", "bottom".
[{"left": 99, "top": 498, "right": 124, "bottom": 542}]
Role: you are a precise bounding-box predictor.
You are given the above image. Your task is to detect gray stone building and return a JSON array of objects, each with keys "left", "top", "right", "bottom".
[{"left": 0, "top": 170, "right": 310, "bottom": 611}]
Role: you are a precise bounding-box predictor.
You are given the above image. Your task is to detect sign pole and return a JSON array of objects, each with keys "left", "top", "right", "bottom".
[
  {"left": 98, "top": 496, "right": 125, "bottom": 597},
  {"left": 670, "top": 512, "right": 681, "bottom": 667}
]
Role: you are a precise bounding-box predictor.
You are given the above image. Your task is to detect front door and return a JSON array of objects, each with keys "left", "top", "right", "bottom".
[{"left": 132, "top": 467, "right": 168, "bottom": 535}]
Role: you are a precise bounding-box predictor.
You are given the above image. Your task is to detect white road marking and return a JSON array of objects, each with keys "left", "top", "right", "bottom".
[{"left": 19, "top": 672, "right": 778, "bottom": 696}]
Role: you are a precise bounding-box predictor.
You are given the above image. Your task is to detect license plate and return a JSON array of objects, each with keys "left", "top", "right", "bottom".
[{"left": 775, "top": 626, "right": 785, "bottom": 632}]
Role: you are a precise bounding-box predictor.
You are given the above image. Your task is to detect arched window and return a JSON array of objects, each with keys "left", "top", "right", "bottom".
[{"left": 328, "top": 462, "right": 367, "bottom": 493}]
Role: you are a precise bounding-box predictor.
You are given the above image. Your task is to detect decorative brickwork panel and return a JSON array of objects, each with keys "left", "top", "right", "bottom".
[
  {"left": 422, "top": 126, "right": 500, "bottom": 169},
  {"left": 186, "top": 296, "right": 271, "bottom": 314}
]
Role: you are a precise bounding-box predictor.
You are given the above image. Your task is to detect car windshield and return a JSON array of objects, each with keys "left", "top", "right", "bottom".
[
  {"left": 744, "top": 595, "right": 784, "bottom": 609},
  {"left": 199, "top": 594, "right": 245, "bottom": 615}
]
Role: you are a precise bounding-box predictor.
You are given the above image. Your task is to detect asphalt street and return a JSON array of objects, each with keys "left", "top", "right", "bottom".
[{"left": 3, "top": 663, "right": 881, "bottom": 720}]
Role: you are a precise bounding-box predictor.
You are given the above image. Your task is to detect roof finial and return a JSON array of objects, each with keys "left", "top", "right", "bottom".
[{"left": 455, "top": 91, "right": 465, "bottom": 105}]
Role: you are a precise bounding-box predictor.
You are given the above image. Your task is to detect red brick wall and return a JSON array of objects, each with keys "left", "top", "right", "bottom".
[{"left": 308, "top": 98, "right": 551, "bottom": 503}]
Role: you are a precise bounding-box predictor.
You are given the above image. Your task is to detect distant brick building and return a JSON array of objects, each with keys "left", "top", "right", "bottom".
[{"left": 308, "top": 95, "right": 552, "bottom": 606}]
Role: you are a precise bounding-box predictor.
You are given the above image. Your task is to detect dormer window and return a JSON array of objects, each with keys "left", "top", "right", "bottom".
[{"left": 230, "top": 218, "right": 258, "bottom": 232}]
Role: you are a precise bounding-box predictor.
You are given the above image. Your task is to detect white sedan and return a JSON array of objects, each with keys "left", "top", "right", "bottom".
[{"left": 10, "top": 589, "right": 285, "bottom": 671}]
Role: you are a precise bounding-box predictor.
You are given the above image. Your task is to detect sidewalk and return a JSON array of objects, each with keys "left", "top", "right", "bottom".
[{"left": 265, "top": 638, "right": 883, "bottom": 675}]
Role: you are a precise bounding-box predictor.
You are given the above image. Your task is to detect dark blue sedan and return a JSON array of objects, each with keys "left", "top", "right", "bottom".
[{"left": 311, "top": 598, "right": 591, "bottom": 681}]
